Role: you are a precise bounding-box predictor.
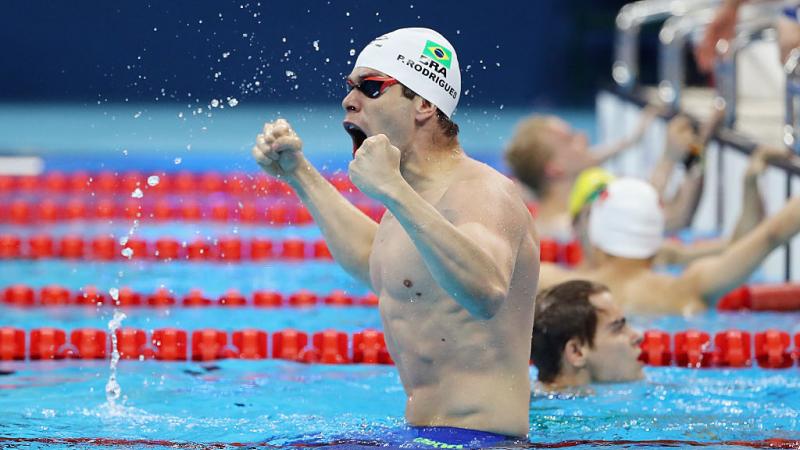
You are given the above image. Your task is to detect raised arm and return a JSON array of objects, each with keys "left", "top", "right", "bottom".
[
  {"left": 252, "top": 119, "right": 378, "bottom": 287},
  {"left": 695, "top": 0, "right": 746, "bottom": 73},
  {"left": 349, "top": 135, "right": 533, "bottom": 319},
  {"left": 650, "top": 115, "right": 696, "bottom": 196},
  {"left": 682, "top": 196, "right": 800, "bottom": 301},
  {"left": 730, "top": 146, "right": 796, "bottom": 240},
  {"left": 587, "top": 106, "right": 659, "bottom": 166}
]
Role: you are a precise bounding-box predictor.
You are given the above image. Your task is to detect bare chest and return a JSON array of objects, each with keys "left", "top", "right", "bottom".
[{"left": 369, "top": 213, "right": 442, "bottom": 302}]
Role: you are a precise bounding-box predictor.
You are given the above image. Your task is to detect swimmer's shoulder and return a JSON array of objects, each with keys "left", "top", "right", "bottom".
[
  {"left": 448, "top": 159, "right": 520, "bottom": 202},
  {"left": 627, "top": 272, "right": 702, "bottom": 314}
]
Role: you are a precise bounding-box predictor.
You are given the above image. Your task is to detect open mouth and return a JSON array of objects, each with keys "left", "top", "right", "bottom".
[{"left": 343, "top": 122, "right": 367, "bottom": 156}]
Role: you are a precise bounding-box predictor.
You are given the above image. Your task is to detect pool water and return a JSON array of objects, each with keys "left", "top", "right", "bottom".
[{"left": 1, "top": 105, "right": 799, "bottom": 449}]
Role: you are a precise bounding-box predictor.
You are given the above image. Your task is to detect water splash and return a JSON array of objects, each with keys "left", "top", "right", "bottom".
[{"left": 105, "top": 309, "right": 128, "bottom": 412}]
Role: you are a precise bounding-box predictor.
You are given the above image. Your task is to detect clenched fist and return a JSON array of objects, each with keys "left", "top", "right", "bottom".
[
  {"left": 665, "top": 115, "right": 698, "bottom": 161},
  {"left": 252, "top": 118, "right": 305, "bottom": 178},
  {"left": 348, "top": 134, "right": 404, "bottom": 201}
]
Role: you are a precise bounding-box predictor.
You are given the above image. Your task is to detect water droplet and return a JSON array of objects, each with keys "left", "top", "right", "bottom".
[
  {"left": 121, "top": 247, "right": 134, "bottom": 258},
  {"left": 108, "top": 288, "right": 119, "bottom": 301},
  {"left": 210, "top": 99, "right": 220, "bottom": 108},
  {"left": 174, "top": 157, "right": 182, "bottom": 165},
  {"left": 228, "top": 97, "right": 239, "bottom": 107},
  {"left": 130, "top": 188, "right": 143, "bottom": 198},
  {"left": 133, "top": 111, "right": 142, "bottom": 118},
  {"left": 147, "top": 175, "right": 160, "bottom": 187},
  {"left": 222, "top": 51, "right": 231, "bottom": 58},
  {"left": 312, "top": 40, "right": 320, "bottom": 51},
  {"left": 349, "top": 49, "right": 355, "bottom": 56}
]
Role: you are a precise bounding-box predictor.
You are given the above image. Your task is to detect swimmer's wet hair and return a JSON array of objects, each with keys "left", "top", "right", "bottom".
[
  {"left": 531, "top": 280, "right": 609, "bottom": 383},
  {"left": 401, "top": 85, "right": 460, "bottom": 138},
  {"left": 504, "top": 116, "right": 556, "bottom": 195}
]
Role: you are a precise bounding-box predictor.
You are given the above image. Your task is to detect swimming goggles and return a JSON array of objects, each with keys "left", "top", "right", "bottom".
[{"left": 346, "top": 76, "right": 399, "bottom": 99}]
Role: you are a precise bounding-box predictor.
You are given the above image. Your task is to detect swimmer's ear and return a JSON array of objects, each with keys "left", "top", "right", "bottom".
[
  {"left": 543, "top": 162, "right": 565, "bottom": 179},
  {"left": 413, "top": 97, "right": 438, "bottom": 122},
  {"left": 563, "top": 337, "right": 588, "bottom": 369}
]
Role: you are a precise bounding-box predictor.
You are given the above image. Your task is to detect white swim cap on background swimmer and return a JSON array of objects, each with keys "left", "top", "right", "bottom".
[
  {"left": 355, "top": 28, "right": 461, "bottom": 118},
  {"left": 588, "top": 178, "right": 664, "bottom": 259}
]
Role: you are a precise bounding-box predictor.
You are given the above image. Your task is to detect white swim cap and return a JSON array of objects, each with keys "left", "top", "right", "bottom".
[
  {"left": 588, "top": 178, "right": 664, "bottom": 259},
  {"left": 355, "top": 28, "right": 461, "bottom": 118}
]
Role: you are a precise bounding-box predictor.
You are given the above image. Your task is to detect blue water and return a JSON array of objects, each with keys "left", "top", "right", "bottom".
[{"left": 1, "top": 105, "right": 799, "bottom": 449}]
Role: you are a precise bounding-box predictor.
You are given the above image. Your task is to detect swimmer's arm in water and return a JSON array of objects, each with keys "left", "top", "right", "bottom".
[
  {"left": 349, "top": 136, "right": 531, "bottom": 319},
  {"left": 681, "top": 196, "right": 800, "bottom": 302},
  {"left": 587, "top": 106, "right": 659, "bottom": 167},
  {"left": 253, "top": 119, "right": 378, "bottom": 288}
]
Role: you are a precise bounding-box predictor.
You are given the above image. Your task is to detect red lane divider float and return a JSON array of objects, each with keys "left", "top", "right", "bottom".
[
  {"left": 2, "top": 326, "right": 798, "bottom": 367},
  {"left": 639, "top": 329, "right": 799, "bottom": 369},
  {"left": 0, "top": 326, "right": 393, "bottom": 364},
  {"left": 0, "top": 198, "right": 388, "bottom": 225},
  {"left": 539, "top": 239, "right": 582, "bottom": 267},
  {"left": 0, "top": 171, "right": 358, "bottom": 197},
  {"left": 0, "top": 235, "right": 341, "bottom": 261},
  {"left": 718, "top": 283, "right": 800, "bottom": 312},
  {"left": 2, "top": 230, "right": 552, "bottom": 264},
  {"left": 1, "top": 285, "right": 379, "bottom": 308}
]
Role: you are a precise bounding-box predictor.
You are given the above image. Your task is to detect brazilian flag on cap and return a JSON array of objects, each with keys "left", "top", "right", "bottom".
[{"left": 422, "top": 40, "right": 452, "bottom": 69}]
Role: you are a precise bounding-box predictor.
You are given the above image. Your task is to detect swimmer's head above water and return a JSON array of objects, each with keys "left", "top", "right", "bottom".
[
  {"left": 588, "top": 178, "right": 664, "bottom": 260},
  {"left": 532, "top": 280, "right": 643, "bottom": 390},
  {"left": 504, "top": 116, "right": 592, "bottom": 196},
  {"left": 343, "top": 28, "right": 461, "bottom": 156}
]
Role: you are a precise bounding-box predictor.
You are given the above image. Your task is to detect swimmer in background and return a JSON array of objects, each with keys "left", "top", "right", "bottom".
[
  {"left": 540, "top": 174, "right": 800, "bottom": 315},
  {"left": 570, "top": 145, "right": 789, "bottom": 270},
  {"left": 503, "top": 108, "right": 657, "bottom": 240},
  {"left": 252, "top": 28, "right": 538, "bottom": 443},
  {"left": 531, "top": 280, "right": 643, "bottom": 392},
  {"left": 504, "top": 108, "right": 709, "bottom": 242}
]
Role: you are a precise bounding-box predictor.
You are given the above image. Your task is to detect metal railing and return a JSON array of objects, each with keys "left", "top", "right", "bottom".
[
  {"left": 785, "top": 49, "right": 800, "bottom": 154},
  {"left": 613, "top": 0, "right": 720, "bottom": 91},
  {"left": 657, "top": 7, "right": 718, "bottom": 108}
]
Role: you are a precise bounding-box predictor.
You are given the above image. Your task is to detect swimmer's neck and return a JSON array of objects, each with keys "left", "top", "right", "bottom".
[
  {"left": 399, "top": 137, "right": 465, "bottom": 191},
  {"left": 535, "top": 179, "right": 573, "bottom": 223},
  {"left": 540, "top": 368, "right": 591, "bottom": 391},
  {"left": 592, "top": 251, "right": 653, "bottom": 273}
]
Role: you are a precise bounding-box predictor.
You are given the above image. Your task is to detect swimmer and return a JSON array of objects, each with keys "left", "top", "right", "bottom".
[
  {"left": 540, "top": 177, "right": 800, "bottom": 315},
  {"left": 569, "top": 145, "right": 792, "bottom": 269},
  {"left": 504, "top": 109, "right": 712, "bottom": 241},
  {"left": 531, "top": 280, "right": 643, "bottom": 391},
  {"left": 503, "top": 107, "right": 657, "bottom": 240},
  {"left": 252, "top": 28, "right": 538, "bottom": 439}
]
